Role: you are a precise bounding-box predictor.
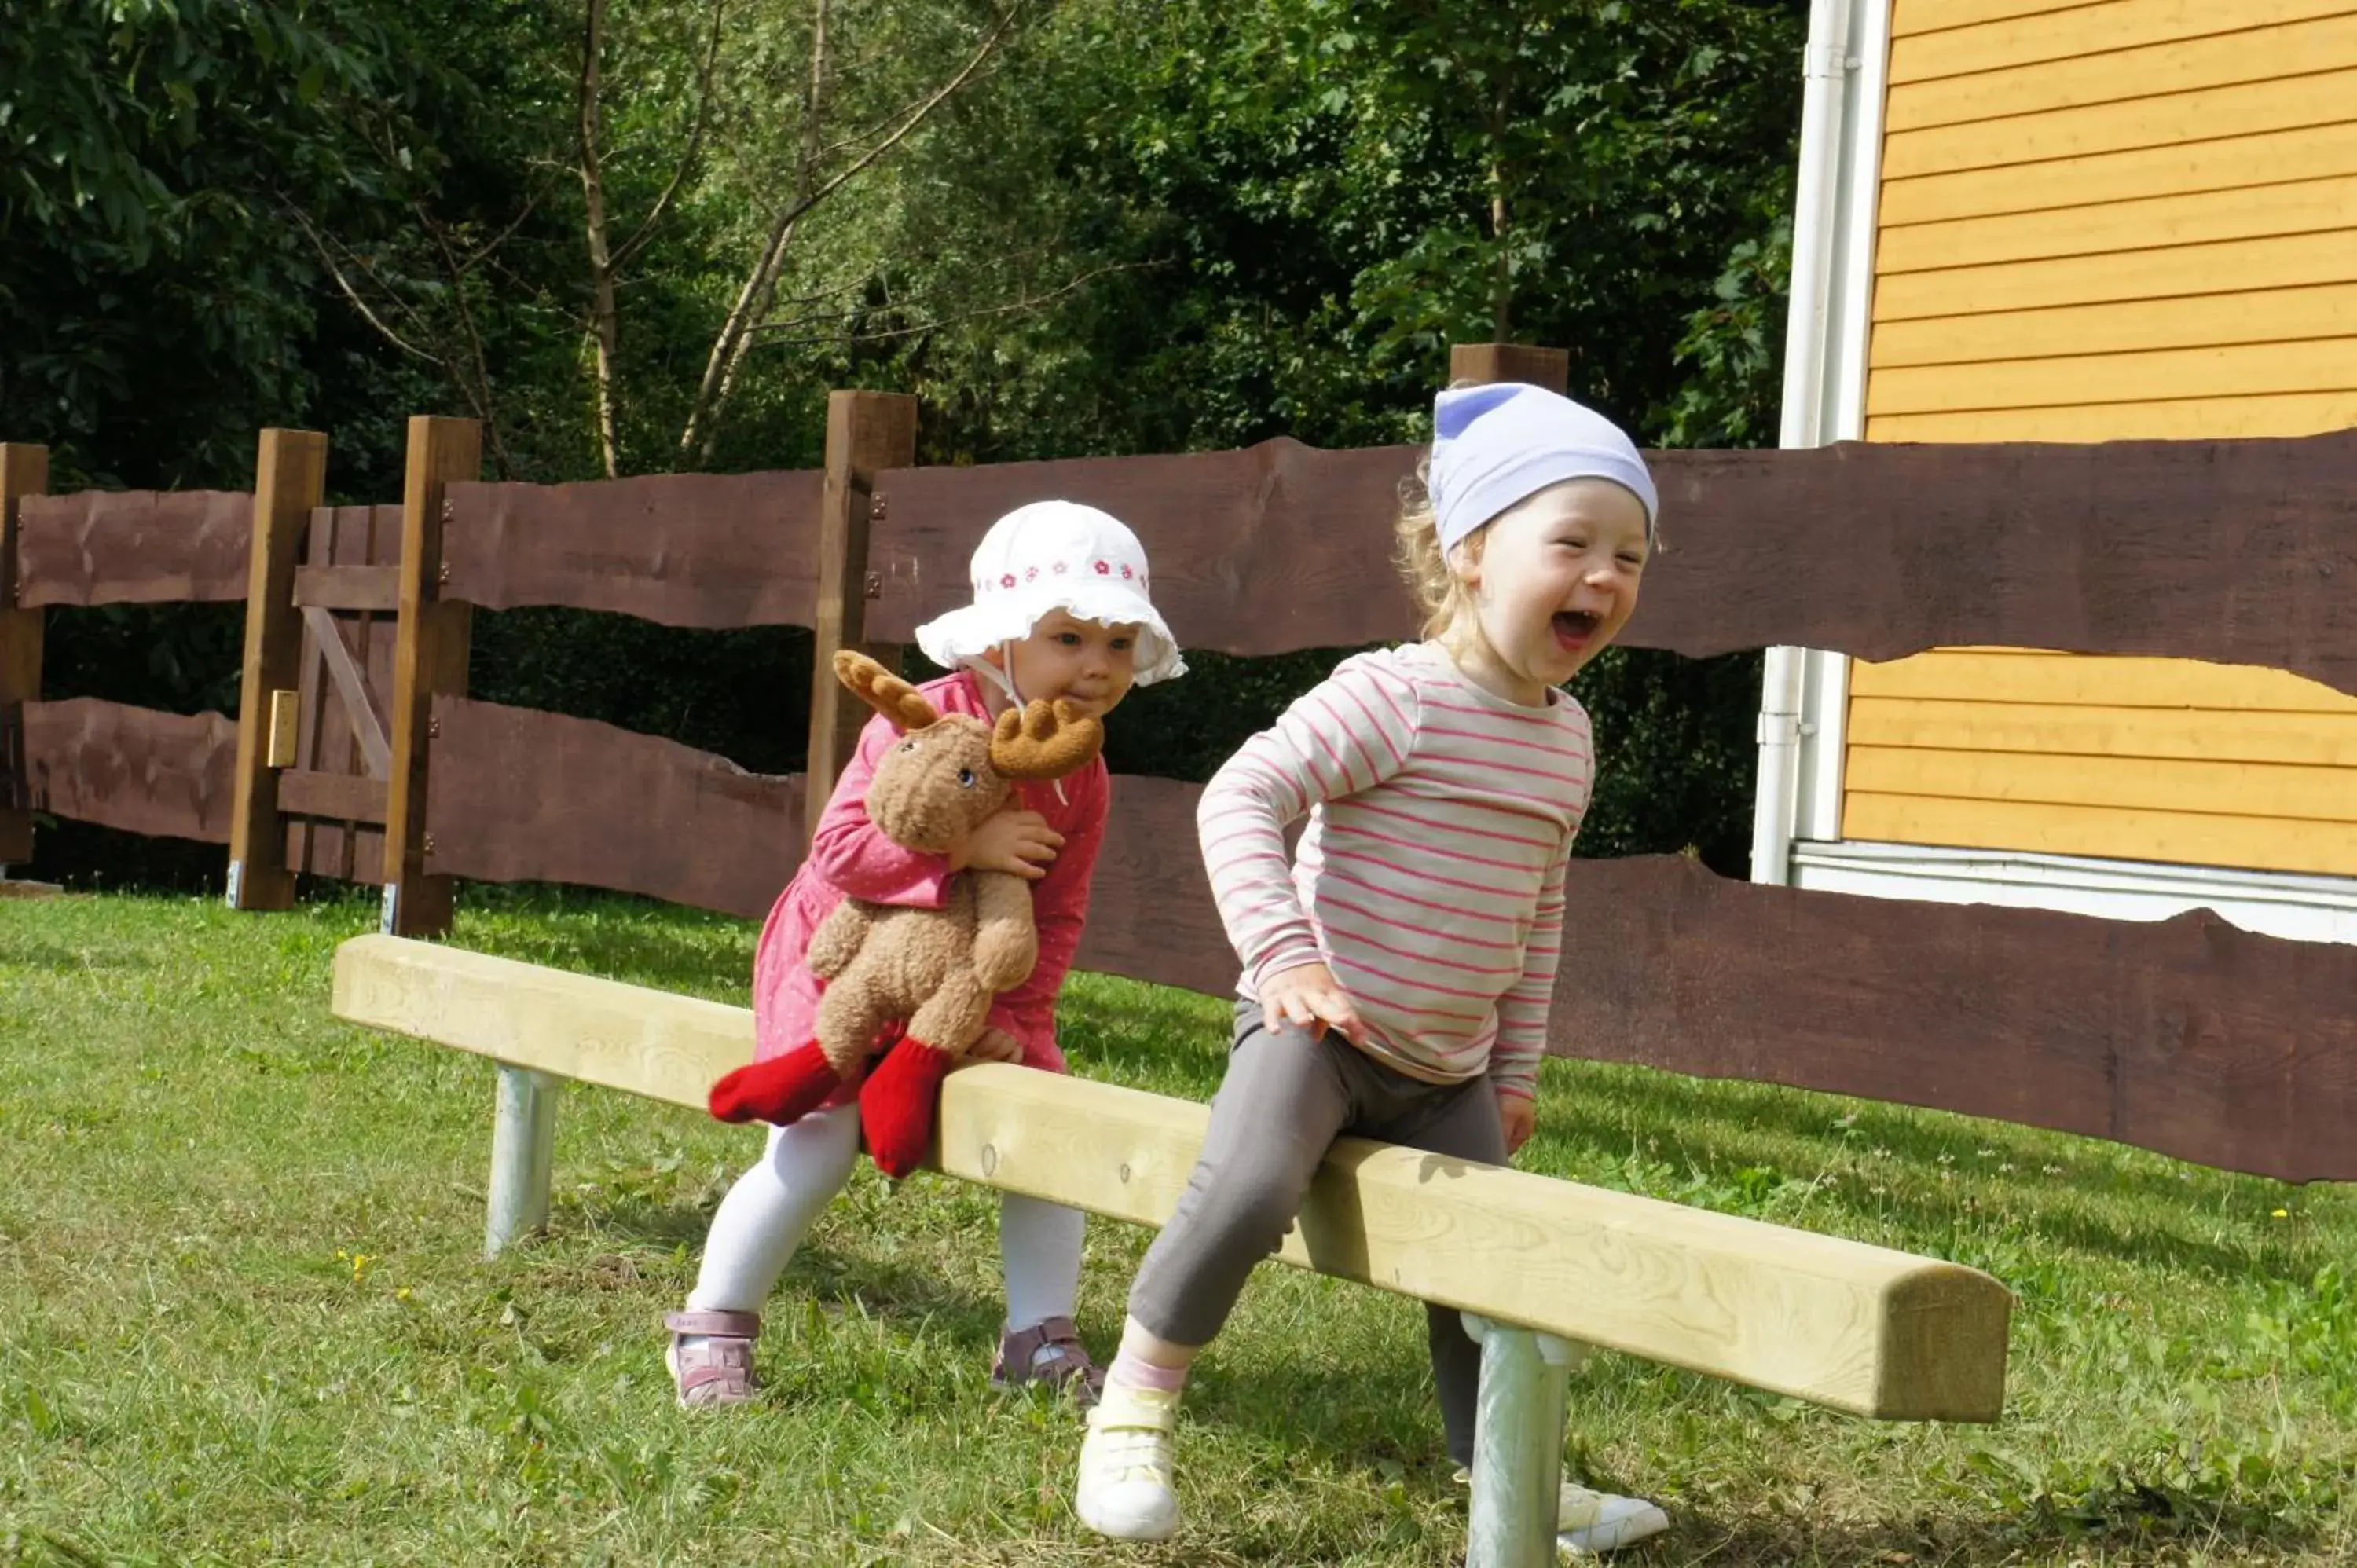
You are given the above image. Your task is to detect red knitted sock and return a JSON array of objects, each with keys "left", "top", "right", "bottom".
[
  {"left": 857, "top": 1036, "right": 954, "bottom": 1178},
  {"left": 707, "top": 1041, "right": 841, "bottom": 1125}
]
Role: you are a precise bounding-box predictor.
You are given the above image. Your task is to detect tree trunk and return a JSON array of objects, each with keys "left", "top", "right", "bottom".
[
  {"left": 580, "top": 0, "right": 623, "bottom": 478},
  {"left": 1486, "top": 71, "right": 1515, "bottom": 343},
  {"left": 676, "top": 2, "right": 1025, "bottom": 461},
  {"left": 680, "top": 0, "right": 830, "bottom": 462},
  {"left": 1490, "top": 165, "right": 1512, "bottom": 343}
]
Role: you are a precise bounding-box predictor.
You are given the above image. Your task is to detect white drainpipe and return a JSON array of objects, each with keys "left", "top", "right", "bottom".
[{"left": 1752, "top": 0, "right": 1855, "bottom": 888}]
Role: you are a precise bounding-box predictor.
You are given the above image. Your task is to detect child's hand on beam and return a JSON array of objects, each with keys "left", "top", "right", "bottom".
[
  {"left": 1496, "top": 1091, "right": 1534, "bottom": 1157},
  {"left": 1258, "top": 962, "right": 1367, "bottom": 1047}
]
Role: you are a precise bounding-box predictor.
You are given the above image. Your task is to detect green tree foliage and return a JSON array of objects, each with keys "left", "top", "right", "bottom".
[
  {"left": 9, "top": 0, "right": 1802, "bottom": 886},
  {"left": 0, "top": 0, "right": 407, "bottom": 485},
  {"left": 878, "top": 0, "right": 1805, "bottom": 458},
  {"left": 882, "top": 0, "right": 1798, "bottom": 866}
]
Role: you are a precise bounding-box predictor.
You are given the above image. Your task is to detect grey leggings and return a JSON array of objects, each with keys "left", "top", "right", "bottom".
[{"left": 1129, "top": 999, "right": 1507, "bottom": 1467}]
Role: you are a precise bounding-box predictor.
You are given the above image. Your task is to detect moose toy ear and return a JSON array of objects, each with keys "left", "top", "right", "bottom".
[
  {"left": 989, "top": 698, "right": 1105, "bottom": 780},
  {"left": 834, "top": 650, "right": 940, "bottom": 734}
]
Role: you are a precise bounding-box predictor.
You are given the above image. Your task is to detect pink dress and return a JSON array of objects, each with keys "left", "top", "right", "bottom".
[{"left": 750, "top": 668, "right": 1108, "bottom": 1089}]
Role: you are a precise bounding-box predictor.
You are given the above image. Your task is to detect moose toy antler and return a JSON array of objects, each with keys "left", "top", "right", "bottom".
[{"left": 706, "top": 651, "right": 1105, "bottom": 1177}]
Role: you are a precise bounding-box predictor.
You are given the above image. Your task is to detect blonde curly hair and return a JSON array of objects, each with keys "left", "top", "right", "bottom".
[{"left": 1393, "top": 453, "right": 1482, "bottom": 641}]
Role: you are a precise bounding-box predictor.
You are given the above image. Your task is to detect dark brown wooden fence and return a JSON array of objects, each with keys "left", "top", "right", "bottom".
[
  {"left": 869, "top": 430, "right": 2357, "bottom": 692},
  {"left": 860, "top": 416, "right": 2357, "bottom": 1184},
  {"left": 7, "top": 348, "right": 2353, "bottom": 1182},
  {"left": 5, "top": 472, "right": 251, "bottom": 856},
  {"left": 412, "top": 390, "right": 909, "bottom": 924},
  {"left": 423, "top": 697, "right": 807, "bottom": 919}
]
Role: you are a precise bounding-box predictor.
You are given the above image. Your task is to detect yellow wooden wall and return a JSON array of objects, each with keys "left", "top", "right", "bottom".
[{"left": 1845, "top": 0, "right": 2357, "bottom": 877}]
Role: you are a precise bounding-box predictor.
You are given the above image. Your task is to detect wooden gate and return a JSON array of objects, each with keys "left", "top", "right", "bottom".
[
  {"left": 276, "top": 502, "right": 401, "bottom": 884},
  {"left": 225, "top": 419, "right": 477, "bottom": 932}
]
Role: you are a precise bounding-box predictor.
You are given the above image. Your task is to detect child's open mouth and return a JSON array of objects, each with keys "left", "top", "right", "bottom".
[{"left": 1552, "top": 610, "right": 1601, "bottom": 649}]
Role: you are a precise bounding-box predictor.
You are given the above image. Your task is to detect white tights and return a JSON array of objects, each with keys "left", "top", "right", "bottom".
[{"left": 684, "top": 1103, "right": 1086, "bottom": 1342}]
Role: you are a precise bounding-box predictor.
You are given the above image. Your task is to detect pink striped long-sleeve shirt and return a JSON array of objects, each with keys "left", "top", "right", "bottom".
[{"left": 1196, "top": 643, "right": 1589, "bottom": 1101}]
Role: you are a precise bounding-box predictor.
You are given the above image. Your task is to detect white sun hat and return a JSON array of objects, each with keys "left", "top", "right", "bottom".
[{"left": 914, "top": 500, "right": 1186, "bottom": 686}]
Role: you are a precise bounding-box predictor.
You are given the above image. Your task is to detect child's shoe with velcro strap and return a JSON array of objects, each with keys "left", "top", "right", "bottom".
[{"left": 1075, "top": 1382, "right": 1181, "bottom": 1541}]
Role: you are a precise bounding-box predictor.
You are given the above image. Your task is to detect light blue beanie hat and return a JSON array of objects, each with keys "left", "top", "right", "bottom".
[{"left": 1428, "top": 383, "right": 1658, "bottom": 552}]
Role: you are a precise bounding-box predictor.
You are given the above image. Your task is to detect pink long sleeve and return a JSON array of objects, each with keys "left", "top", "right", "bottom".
[
  {"left": 1486, "top": 841, "right": 1569, "bottom": 1101},
  {"left": 1197, "top": 655, "right": 1417, "bottom": 991},
  {"left": 983, "top": 765, "right": 1107, "bottom": 1064},
  {"left": 805, "top": 708, "right": 955, "bottom": 908}
]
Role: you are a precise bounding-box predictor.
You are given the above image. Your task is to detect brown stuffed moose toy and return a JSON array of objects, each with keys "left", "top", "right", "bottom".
[{"left": 706, "top": 650, "right": 1104, "bottom": 1177}]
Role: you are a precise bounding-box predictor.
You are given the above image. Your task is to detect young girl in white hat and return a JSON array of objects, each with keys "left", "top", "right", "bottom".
[{"left": 665, "top": 500, "right": 1184, "bottom": 1409}]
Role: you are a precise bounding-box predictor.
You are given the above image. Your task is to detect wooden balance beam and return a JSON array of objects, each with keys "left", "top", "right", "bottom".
[{"left": 331, "top": 935, "right": 2011, "bottom": 1565}]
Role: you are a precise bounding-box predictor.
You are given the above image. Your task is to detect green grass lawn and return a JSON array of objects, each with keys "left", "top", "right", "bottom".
[{"left": 2, "top": 888, "right": 2351, "bottom": 1566}]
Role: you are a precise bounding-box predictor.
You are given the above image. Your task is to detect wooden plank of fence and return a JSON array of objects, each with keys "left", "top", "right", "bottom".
[
  {"left": 1, "top": 443, "right": 47, "bottom": 863},
  {"left": 439, "top": 470, "right": 828, "bottom": 627},
  {"left": 867, "top": 430, "right": 2357, "bottom": 694},
  {"left": 301, "top": 606, "right": 390, "bottom": 779},
  {"left": 382, "top": 417, "right": 479, "bottom": 936},
  {"left": 292, "top": 565, "right": 400, "bottom": 613},
  {"left": 265, "top": 690, "right": 299, "bottom": 768},
  {"left": 14, "top": 489, "right": 252, "bottom": 606},
  {"left": 866, "top": 441, "right": 1424, "bottom": 656},
  {"left": 1549, "top": 855, "right": 2357, "bottom": 1185},
  {"left": 226, "top": 429, "right": 326, "bottom": 910},
  {"left": 290, "top": 510, "right": 346, "bottom": 880},
  {"left": 277, "top": 769, "right": 388, "bottom": 825},
  {"left": 350, "top": 511, "right": 401, "bottom": 869},
  {"left": 330, "top": 934, "right": 2011, "bottom": 1423},
  {"left": 1044, "top": 777, "right": 2357, "bottom": 1182},
  {"left": 20, "top": 698, "right": 238, "bottom": 844},
  {"left": 1076, "top": 775, "right": 1234, "bottom": 996},
  {"left": 1632, "top": 434, "right": 2357, "bottom": 689},
  {"left": 396, "top": 698, "right": 2357, "bottom": 1180},
  {"left": 806, "top": 390, "right": 917, "bottom": 844},
  {"left": 422, "top": 697, "right": 805, "bottom": 919}
]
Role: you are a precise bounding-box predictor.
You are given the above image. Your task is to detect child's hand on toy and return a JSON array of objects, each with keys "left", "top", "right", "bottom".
[
  {"left": 951, "top": 809, "right": 1063, "bottom": 880},
  {"left": 1497, "top": 1091, "right": 1535, "bottom": 1157},
  {"left": 965, "top": 1025, "right": 1024, "bottom": 1063},
  {"left": 1259, "top": 962, "right": 1367, "bottom": 1047}
]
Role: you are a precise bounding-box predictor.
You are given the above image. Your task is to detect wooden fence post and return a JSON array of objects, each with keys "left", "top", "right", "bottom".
[
  {"left": 1, "top": 444, "right": 49, "bottom": 868},
  {"left": 225, "top": 429, "right": 328, "bottom": 910},
  {"left": 1450, "top": 343, "right": 1571, "bottom": 395},
  {"left": 381, "top": 416, "right": 480, "bottom": 936},
  {"left": 805, "top": 390, "right": 918, "bottom": 845}
]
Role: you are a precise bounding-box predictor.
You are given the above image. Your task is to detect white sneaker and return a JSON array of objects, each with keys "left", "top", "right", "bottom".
[
  {"left": 1075, "top": 1383, "right": 1181, "bottom": 1541},
  {"left": 1553, "top": 1480, "right": 1670, "bottom": 1555},
  {"left": 1453, "top": 1467, "right": 1670, "bottom": 1556}
]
